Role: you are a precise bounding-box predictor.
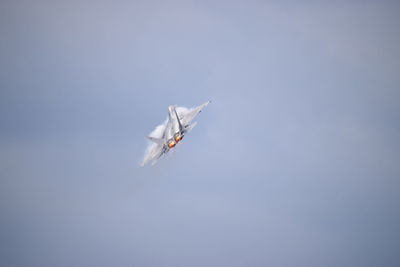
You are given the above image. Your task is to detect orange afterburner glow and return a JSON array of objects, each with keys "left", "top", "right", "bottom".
[
  {"left": 168, "top": 140, "right": 176, "bottom": 148},
  {"left": 174, "top": 135, "right": 182, "bottom": 142}
]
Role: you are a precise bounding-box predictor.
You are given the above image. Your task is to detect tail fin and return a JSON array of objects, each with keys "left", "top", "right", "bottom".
[{"left": 173, "top": 106, "right": 183, "bottom": 132}]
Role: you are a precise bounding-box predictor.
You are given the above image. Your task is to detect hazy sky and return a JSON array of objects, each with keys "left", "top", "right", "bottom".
[{"left": 1, "top": 1, "right": 399, "bottom": 266}]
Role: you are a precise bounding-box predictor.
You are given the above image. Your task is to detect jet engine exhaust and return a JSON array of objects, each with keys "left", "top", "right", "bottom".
[
  {"left": 140, "top": 101, "right": 210, "bottom": 166},
  {"left": 168, "top": 140, "right": 176, "bottom": 148},
  {"left": 174, "top": 134, "right": 183, "bottom": 143}
]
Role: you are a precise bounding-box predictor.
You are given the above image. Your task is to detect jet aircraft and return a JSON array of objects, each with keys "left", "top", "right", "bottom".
[{"left": 140, "top": 101, "right": 210, "bottom": 166}]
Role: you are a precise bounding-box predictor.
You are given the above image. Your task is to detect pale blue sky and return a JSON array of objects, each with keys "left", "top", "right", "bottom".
[{"left": 1, "top": 1, "right": 399, "bottom": 266}]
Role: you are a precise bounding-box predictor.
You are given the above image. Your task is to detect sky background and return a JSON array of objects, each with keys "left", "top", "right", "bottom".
[{"left": 1, "top": 1, "right": 400, "bottom": 266}]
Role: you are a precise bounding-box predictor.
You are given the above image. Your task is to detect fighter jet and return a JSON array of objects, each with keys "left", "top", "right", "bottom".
[{"left": 140, "top": 101, "right": 210, "bottom": 166}]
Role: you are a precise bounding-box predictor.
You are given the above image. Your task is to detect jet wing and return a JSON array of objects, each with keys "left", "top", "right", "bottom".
[
  {"left": 140, "top": 143, "right": 167, "bottom": 166},
  {"left": 141, "top": 122, "right": 169, "bottom": 166},
  {"left": 146, "top": 136, "right": 164, "bottom": 145},
  {"left": 179, "top": 101, "right": 210, "bottom": 127}
]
